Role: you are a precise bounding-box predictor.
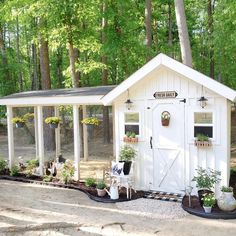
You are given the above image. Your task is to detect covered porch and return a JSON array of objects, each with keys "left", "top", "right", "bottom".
[{"left": 0, "top": 85, "right": 116, "bottom": 180}]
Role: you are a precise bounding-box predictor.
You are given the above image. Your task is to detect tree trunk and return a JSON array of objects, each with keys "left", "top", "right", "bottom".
[
  {"left": 174, "top": 0, "right": 193, "bottom": 67},
  {"left": 68, "top": 42, "right": 79, "bottom": 88},
  {"left": 208, "top": 0, "right": 215, "bottom": 79},
  {"left": 39, "top": 35, "right": 55, "bottom": 151},
  {"left": 101, "top": 0, "right": 110, "bottom": 144},
  {"left": 145, "top": 0, "right": 152, "bottom": 61},
  {"left": 31, "top": 43, "right": 39, "bottom": 90},
  {"left": 168, "top": 1, "right": 173, "bottom": 56},
  {"left": 56, "top": 47, "right": 63, "bottom": 88}
]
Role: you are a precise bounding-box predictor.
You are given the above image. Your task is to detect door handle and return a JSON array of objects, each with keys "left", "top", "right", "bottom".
[{"left": 150, "top": 136, "right": 153, "bottom": 149}]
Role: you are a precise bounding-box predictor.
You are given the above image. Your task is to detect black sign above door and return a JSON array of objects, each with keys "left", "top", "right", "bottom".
[{"left": 153, "top": 91, "right": 178, "bottom": 99}]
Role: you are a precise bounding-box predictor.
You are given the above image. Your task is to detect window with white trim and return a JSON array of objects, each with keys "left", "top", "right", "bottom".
[
  {"left": 124, "top": 112, "right": 140, "bottom": 135},
  {"left": 194, "top": 112, "right": 213, "bottom": 138}
]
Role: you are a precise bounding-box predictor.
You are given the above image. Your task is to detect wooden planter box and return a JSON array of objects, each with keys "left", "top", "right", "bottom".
[
  {"left": 194, "top": 140, "right": 212, "bottom": 147},
  {"left": 123, "top": 137, "right": 138, "bottom": 143}
]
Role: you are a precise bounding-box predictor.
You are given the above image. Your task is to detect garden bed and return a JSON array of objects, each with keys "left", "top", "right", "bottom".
[
  {"left": 182, "top": 195, "right": 236, "bottom": 219},
  {"left": 0, "top": 174, "right": 144, "bottom": 203}
]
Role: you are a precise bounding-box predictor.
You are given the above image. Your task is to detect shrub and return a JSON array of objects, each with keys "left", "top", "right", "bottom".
[
  {"left": 10, "top": 165, "right": 19, "bottom": 177},
  {"left": 61, "top": 160, "right": 75, "bottom": 184},
  {"left": 25, "top": 159, "right": 39, "bottom": 177},
  {"left": 96, "top": 180, "right": 106, "bottom": 189},
  {"left": 43, "top": 175, "right": 53, "bottom": 182},
  {"left": 85, "top": 178, "right": 96, "bottom": 187},
  {"left": 0, "top": 158, "right": 7, "bottom": 174},
  {"left": 192, "top": 167, "right": 221, "bottom": 190}
]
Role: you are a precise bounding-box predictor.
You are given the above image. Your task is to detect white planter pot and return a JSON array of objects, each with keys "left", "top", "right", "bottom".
[
  {"left": 217, "top": 192, "right": 236, "bottom": 212},
  {"left": 97, "top": 189, "right": 106, "bottom": 197},
  {"left": 203, "top": 206, "right": 212, "bottom": 213}
]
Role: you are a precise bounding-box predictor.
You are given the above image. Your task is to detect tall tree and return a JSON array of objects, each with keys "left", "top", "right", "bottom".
[
  {"left": 174, "top": 0, "right": 192, "bottom": 67},
  {"left": 145, "top": 0, "right": 152, "bottom": 61}
]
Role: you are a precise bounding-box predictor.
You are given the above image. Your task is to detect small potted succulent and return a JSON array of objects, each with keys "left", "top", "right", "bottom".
[
  {"left": 12, "top": 116, "right": 26, "bottom": 128},
  {"left": 119, "top": 145, "right": 136, "bottom": 175},
  {"left": 45, "top": 116, "right": 61, "bottom": 129},
  {"left": 96, "top": 180, "right": 107, "bottom": 197},
  {"left": 192, "top": 167, "right": 221, "bottom": 205},
  {"left": 195, "top": 133, "right": 212, "bottom": 147},
  {"left": 23, "top": 113, "right": 34, "bottom": 123},
  {"left": 123, "top": 131, "right": 138, "bottom": 143},
  {"left": 202, "top": 193, "right": 216, "bottom": 213}
]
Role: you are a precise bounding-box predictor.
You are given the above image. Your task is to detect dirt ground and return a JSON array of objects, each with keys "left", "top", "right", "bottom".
[{"left": 0, "top": 179, "right": 236, "bottom": 236}]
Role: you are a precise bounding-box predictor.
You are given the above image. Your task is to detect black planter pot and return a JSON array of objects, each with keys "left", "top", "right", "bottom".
[
  {"left": 198, "top": 189, "right": 214, "bottom": 206},
  {"left": 49, "top": 123, "right": 58, "bottom": 129},
  {"left": 120, "top": 161, "right": 132, "bottom": 175},
  {"left": 15, "top": 122, "right": 25, "bottom": 128}
]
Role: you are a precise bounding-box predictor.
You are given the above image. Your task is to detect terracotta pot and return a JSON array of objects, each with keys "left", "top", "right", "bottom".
[
  {"left": 161, "top": 119, "right": 170, "bottom": 126},
  {"left": 97, "top": 188, "right": 106, "bottom": 197}
]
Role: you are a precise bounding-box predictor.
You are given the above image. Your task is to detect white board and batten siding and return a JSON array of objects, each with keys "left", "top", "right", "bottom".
[{"left": 113, "top": 66, "right": 231, "bottom": 194}]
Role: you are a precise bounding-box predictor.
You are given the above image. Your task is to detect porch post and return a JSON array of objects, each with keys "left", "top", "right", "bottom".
[
  {"left": 37, "top": 106, "right": 44, "bottom": 176},
  {"left": 6, "top": 106, "right": 14, "bottom": 169},
  {"left": 73, "top": 105, "right": 80, "bottom": 180},
  {"left": 34, "top": 107, "right": 39, "bottom": 158},
  {"left": 54, "top": 106, "right": 61, "bottom": 158},
  {"left": 82, "top": 105, "right": 88, "bottom": 161}
]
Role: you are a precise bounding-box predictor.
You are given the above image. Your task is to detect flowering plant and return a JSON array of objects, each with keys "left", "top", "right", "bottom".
[
  {"left": 12, "top": 116, "right": 26, "bottom": 124},
  {"left": 201, "top": 193, "right": 216, "bottom": 207},
  {"left": 81, "top": 117, "right": 100, "bottom": 126},
  {"left": 161, "top": 111, "right": 170, "bottom": 120},
  {"left": 23, "top": 113, "right": 34, "bottom": 120},
  {"left": 45, "top": 116, "right": 61, "bottom": 124}
]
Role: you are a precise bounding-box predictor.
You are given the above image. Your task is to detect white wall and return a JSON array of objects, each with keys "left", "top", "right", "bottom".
[{"left": 114, "top": 66, "right": 231, "bottom": 193}]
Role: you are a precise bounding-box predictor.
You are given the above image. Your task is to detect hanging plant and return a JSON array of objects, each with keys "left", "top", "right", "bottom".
[
  {"left": 23, "top": 113, "right": 34, "bottom": 122},
  {"left": 161, "top": 111, "right": 170, "bottom": 126},
  {"left": 81, "top": 117, "right": 100, "bottom": 126},
  {"left": 12, "top": 117, "right": 26, "bottom": 128},
  {"left": 45, "top": 116, "right": 61, "bottom": 129}
]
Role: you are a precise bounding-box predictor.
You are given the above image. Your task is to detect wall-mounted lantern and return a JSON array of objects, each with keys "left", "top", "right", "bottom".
[
  {"left": 125, "top": 99, "right": 133, "bottom": 110},
  {"left": 198, "top": 96, "right": 208, "bottom": 109}
]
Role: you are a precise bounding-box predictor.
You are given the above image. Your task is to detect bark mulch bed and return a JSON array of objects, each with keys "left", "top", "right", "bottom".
[{"left": 0, "top": 174, "right": 144, "bottom": 203}]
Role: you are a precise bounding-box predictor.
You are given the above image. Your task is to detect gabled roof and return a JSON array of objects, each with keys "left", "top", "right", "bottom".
[
  {"left": 0, "top": 85, "right": 116, "bottom": 106},
  {"left": 101, "top": 53, "right": 236, "bottom": 105}
]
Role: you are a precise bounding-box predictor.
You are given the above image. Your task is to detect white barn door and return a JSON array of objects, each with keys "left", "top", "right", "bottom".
[{"left": 151, "top": 101, "right": 185, "bottom": 193}]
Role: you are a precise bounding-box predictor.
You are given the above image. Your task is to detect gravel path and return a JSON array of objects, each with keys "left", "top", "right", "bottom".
[{"left": 116, "top": 198, "right": 188, "bottom": 220}]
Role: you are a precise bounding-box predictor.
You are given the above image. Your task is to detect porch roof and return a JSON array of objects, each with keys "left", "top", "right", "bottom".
[{"left": 0, "top": 85, "right": 116, "bottom": 106}]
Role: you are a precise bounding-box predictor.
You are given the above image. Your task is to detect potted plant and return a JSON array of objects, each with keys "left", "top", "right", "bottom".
[
  {"left": 96, "top": 180, "right": 107, "bottom": 197},
  {"left": 217, "top": 186, "right": 236, "bottom": 211},
  {"left": 12, "top": 117, "right": 26, "bottom": 128},
  {"left": 202, "top": 193, "right": 216, "bottom": 213},
  {"left": 23, "top": 113, "right": 34, "bottom": 123},
  {"left": 81, "top": 117, "right": 100, "bottom": 126},
  {"left": 161, "top": 111, "right": 170, "bottom": 126},
  {"left": 192, "top": 167, "right": 221, "bottom": 205},
  {"left": 123, "top": 131, "right": 138, "bottom": 143},
  {"left": 45, "top": 116, "right": 61, "bottom": 129},
  {"left": 195, "top": 133, "right": 212, "bottom": 147},
  {"left": 119, "top": 145, "right": 136, "bottom": 175}
]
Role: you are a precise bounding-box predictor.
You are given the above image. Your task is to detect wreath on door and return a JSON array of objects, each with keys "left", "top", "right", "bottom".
[{"left": 161, "top": 111, "right": 170, "bottom": 126}]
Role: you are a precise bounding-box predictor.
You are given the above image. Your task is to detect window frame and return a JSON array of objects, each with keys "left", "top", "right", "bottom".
[{"left": 124, "top": 111, "right": 141, "bottom": 137}]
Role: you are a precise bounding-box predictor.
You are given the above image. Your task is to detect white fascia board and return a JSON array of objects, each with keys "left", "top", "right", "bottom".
[
  {"left": 0, "top": 95, "right": 103, "bottom": 106},
  {"left": 102, "top": 55, "right": 163, "bottom": 105},
  {"left": 162, "top": 55, "right": 236, "bottom": 102}
]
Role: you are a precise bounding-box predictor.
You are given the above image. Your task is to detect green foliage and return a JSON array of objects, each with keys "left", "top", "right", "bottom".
[
  {"left": 221, "top": 186, "right": 233, "bottom": 192},
  {"left": 230, "top": 167, "right": 236, "bottom": 175},
  {"left": 125, "top": 132, "right": 136, "bottom": 138},
  {"left": 81, "top": 117, "right": 100, "bottom": 126},
  {"left": 85, "top": 177, "right": 96, "bottom": 187},
  {"left": 43, "top": 175, "right": 53, "bottom": 182},
  {"left": 44, "top": 117, "right": 61, "bottom": 124},
  {"left": 12, "top": 117, "right": 26, "bottom": 124},
  {"left": 192, "top": 167, "right": 221, "bottom": 190},
  {"left": 25, "top": 158, "right": 39, "bottom": 177},
  {"left": 61, "top": 160, "right": 75, "bottom": 184},
  {"left": 96, "top": 180, "right": 106, "bottom": 190},
  {"left": 202, "top": 193, "right": 216, "bottom": 207},
  {"left": 10, "top": 165, "right": 20, "bottom": 177},
  {"left": 23, "top": 113, "right": 34, "bottom": 120},
  {"left": 196, "top": 133, "right": 209, "bottom": 141},
  {"left": 119, "top": 145, "right": 136, "bottom": 162},
  {"left": 0, "top": 158, "right": 7, "bottom": 174}
]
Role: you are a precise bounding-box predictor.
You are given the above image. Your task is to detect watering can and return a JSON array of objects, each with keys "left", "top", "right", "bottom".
[{"left": 105, "top": 185, "right": 119, "bottom": 200}]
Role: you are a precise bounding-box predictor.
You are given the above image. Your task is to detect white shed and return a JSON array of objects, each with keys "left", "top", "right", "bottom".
[{"left": 102, "top": 53, "right": 236, "bottom": 194}]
